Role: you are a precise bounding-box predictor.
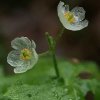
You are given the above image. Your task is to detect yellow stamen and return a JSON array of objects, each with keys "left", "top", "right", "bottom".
[
  {"left": 20, "top": 48, "right": 32, "bottom": 60},
  {"left": 64, "top": 11, "right": 76, "bottom": 24}
]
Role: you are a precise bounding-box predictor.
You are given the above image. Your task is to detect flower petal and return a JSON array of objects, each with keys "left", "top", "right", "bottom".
[
  {"left": 14, "top": 49, "right": 38, "bottom": 73},
  {"left": 14, "top": 48, "right": 38, "bottom": 73},
  {"left": 31, "top": 40, "right": 36, "bottom": 49},
  {"left": 69, "top": 20, "right": 89, "bottom": 31},
  {"left": 7, "top": 50, "right": 23, "bottom": 67},
  {"left": 11, "top": 37, "right": 31, "bottom": 50},
  {"left": 65, "top": 4, "right": 69, "bottom": 12},
  {"left": 57, "top": 1, "right": 70, "bottom": 29},
  {"left": 58, "top": 1, "right": 66, "bottom": 13},
  {"left": 28, "top": 48, "right": 38, "bottom": 69},
  {"left": 71, "top": 7, "right": 86, "bottom": 21},
  {"left": 14, "top": 65, "right": 28, "bottom": 73}
]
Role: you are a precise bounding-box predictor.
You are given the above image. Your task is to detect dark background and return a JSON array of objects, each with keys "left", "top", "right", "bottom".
[{"left": 0, "top": 0, "right": 100, "bottom": 72}]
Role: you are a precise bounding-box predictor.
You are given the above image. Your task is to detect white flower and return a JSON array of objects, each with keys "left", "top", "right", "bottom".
[
  {"left": 7, "top": 37, "right": 38, "bottom": 73},
  {"left": 57, "top": 1, "right": 89, "bottom": 31}
]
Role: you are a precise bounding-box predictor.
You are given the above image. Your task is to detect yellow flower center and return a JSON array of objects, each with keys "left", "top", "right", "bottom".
[
  {"left": 20, "top": 48, "right": 32, "bottom": 60},
  {"left": 64, "top": 11, "right": 76, "bottom": 24}
]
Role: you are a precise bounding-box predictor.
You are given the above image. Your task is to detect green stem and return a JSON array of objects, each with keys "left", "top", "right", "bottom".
[
  {"left": 39, "top": 51, "right": 49, "bottom": 57},
  {"left": 45, "top": 32, "right": 60, "bottom": 78},
  {"left": 55, "top": 26, "right": 65, "bottom": 43},
  {"left": 45, "top": 26, "right": 65, "bottom": 78},
  {"left": 52, "top": 53, "right": 60, "bottom": 77}
]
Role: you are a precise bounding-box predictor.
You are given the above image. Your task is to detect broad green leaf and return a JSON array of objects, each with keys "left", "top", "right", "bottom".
[{"left": 0, "top": 57, "right": 99, "bottom": 100}]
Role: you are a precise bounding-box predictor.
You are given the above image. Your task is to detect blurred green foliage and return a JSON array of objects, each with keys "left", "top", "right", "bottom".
[{"left": 0, "top": 56, "right": 100, "bottom": 100}]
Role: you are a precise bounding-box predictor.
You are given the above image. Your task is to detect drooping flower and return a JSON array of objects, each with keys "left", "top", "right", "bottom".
[
  {"left": 7, "top": 37, "right": 38, "bottom": 73},
  {"left": 57, "top": 1, "right": 89, "bottom": 31}
]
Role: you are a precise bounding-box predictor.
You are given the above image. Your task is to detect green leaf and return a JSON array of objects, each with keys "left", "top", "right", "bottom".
[
  {"left": 0, "top": 57, "right": 99, "bottom": 100},
  {"left": 4, "top": 79, "right": 84, "bottom": 100}
]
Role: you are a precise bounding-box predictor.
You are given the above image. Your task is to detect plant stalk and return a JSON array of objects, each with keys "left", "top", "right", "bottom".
[
  {"left": 52, "top": 53, "right": 60, "bottom": 77},
  {"left": 55, "top": 26, "right": 65, "bottom": 43},
  {"left": 45, "top": 32, "right": 60, "bottom": 78},
  {"left": 45, "top": 26, "right": 65, "bottom": 78}
]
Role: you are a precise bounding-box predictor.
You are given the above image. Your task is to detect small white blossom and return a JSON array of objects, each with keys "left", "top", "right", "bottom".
[
  {"left": 57, "top": 1, "right": 88, "bottom": 31},
  {"left": 7, "top": 37, "right": 38, "bottom": 73}
]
